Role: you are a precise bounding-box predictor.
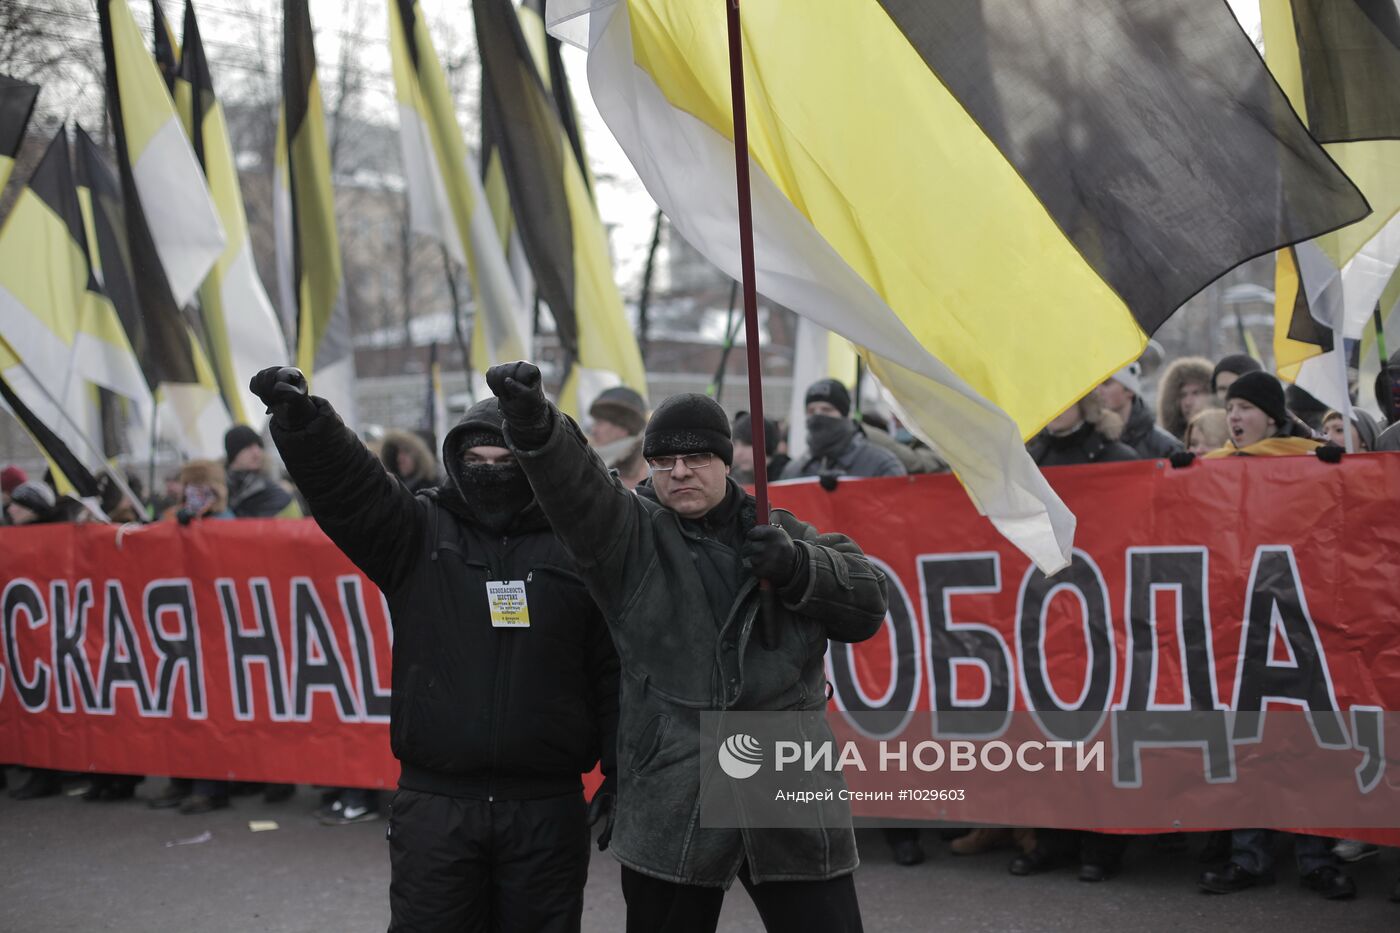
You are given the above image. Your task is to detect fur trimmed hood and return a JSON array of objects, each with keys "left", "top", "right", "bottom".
[{"left": 1156, "top": 356, "right": 1215, "bottom": 439}]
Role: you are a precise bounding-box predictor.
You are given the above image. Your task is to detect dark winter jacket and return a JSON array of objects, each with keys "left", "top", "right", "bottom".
[
  {"left": 503, "top": 405, "right": 887, "bottom": 887},
  {"left": 1120, "top": 396, "right": 1183, "bottom": 460},
  {"left": 781, "top": 429, "right": 906, "bottom": 480},
  {"left": 270, "top": 398, "right": 619, "bottom": 800},
  {"left": 227, "top": 469, "right": 300, "bottom": 518},
  {"left": 1027, "top": 421, "right": 1140, "bottom": 467}
]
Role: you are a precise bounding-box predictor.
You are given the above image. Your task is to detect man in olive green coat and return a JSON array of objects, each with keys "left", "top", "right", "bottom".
[{"left": 488, "top": 362, "right": 886, "bottom": 933}]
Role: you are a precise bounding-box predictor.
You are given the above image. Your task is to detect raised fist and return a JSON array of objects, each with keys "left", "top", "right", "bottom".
[
  {"left": 486, "top": 361, "right": 546, "bottom": 425},
  {"left": 249, "top": 366, "right": 315, "bottom": 429}
]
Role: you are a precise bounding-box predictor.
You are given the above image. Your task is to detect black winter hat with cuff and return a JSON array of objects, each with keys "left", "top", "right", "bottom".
[
  {"left": 1225, "top": 371, "right": 1289, "bottom": 429},
  {"left": 643, "top": 393, "right": 733, "bottom": 465}
]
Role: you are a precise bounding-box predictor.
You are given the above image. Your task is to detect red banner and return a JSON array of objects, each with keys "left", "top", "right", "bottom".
[{"left": 2, "top": 456, "right": 1399, "bottom": 823}]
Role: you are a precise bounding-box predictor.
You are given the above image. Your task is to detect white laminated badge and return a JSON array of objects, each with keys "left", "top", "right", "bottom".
[{"left": 487, "top": 580, "right": 530, "bottom": 628}]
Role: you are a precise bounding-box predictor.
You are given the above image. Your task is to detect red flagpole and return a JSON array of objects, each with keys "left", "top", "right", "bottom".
[
  {"left": 726, "top": 0, "right": 782, "bottom": 649},
  {"left": 724, "top": 0, "right": 770, "bottom": 523}
]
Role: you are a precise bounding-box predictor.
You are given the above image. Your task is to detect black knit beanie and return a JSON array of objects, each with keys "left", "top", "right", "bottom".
[
  {"left": 1225, "top": 371, "right": 1288, "bottom": 429},
  {"left": 804, "top": 378, "right": 851, "bottom": 418},
  {"left": 224, "top": 424, "right": 262, "bottom": 464},
  {"left": 643, "top": 393, "right": 733, "bottom": 465},
  {"left": 1211, "top": 354, "right": 1262, "bottom": 392}
]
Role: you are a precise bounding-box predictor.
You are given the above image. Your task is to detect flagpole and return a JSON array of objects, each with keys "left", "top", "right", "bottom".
[
  {"left": 726, "top": 0, "right": 782, "bottom": 650},
  {"left": 440, "top": 244, "right": 474, "bottom": 403},
  {"left": 724, "top": 0, "right": 770, "bottom": 519},
  {"left": 637, "top": 209, "right": 664, "bottom": 367}
]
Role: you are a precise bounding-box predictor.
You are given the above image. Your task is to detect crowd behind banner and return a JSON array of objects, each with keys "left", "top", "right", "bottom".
[{"left": 4, "top": 347, "right": 1400, "bottom": 900}]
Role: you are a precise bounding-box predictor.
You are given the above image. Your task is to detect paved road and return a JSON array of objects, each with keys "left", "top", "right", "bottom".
[{"left": 2, "top": 776, "right": 1397, "bottom": 932}]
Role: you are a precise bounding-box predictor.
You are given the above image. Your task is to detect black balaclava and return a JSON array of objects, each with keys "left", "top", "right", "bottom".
[
  {"left": 444, "top": 398, "right": 534, "bottom": 534},
  {"left": 806, "top": 414, "right": 857, "bottom": 461}
]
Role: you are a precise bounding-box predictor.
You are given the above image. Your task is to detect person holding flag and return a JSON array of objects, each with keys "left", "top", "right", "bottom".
[{"left": 487, "top": 360, "right": 887, "bottom": 933}]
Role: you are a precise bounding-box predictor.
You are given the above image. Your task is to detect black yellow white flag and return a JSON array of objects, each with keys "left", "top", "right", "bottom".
[
  {"left": 99, "top": 0, "right": 224, "bottom": 309},
  {"left": 275, "top": 0, "right": 356, "bottom": 418},
  {"left": 1262, "top": 0, "right": 1400, "bottom": 411},
  {"left": 389, "top": 0, "right": 530, "bottom": 371},
  {"left": 177, "top": 0, "right": 290, "bottom": 427},
  {"left": 0, "top": 130, "right": 152, "bottom": 483},
  {"left": 548, "top": 0, "right": 1368, "bottom": 569},
  {"left": 475, "top": 0, "right": 645, "bottom": 416}
]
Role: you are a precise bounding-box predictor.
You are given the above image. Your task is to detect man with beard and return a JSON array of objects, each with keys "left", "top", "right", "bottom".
[
  {"left": 250, "top": 367, "right": 618, "bottom": 933},
  {"left": 487, "top": 362, "right": 887, "bottom": 933},
  {"left": 781, "top": 379, "right": 905, "bottom": 483}
]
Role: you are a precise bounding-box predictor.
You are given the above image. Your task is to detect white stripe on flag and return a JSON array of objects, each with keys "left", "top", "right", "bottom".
[{"left": 131, "top": 116, "right": 226, "bottom": 308}]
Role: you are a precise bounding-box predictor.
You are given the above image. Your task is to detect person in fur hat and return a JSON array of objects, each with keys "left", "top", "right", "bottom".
[
  {"left": 379, "top": 429, "right": 440, "bottom": 493},
  {"left": 1156, "top": 356, "right": 1217, "bottom": 441},
  {"left": 1026, "top": 392, "right": 1139, "bottom": 467}
]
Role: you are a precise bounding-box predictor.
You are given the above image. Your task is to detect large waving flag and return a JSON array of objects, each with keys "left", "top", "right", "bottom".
[
  {"left": 177, "top": 0, "right": 289, "bottom": 427},
  {"left": 475, "top": 0, "right": 645, "bottom": 416},
  {"left": 275, "top": 0, "right": 356, "bottom": 417},
  {"left": 1262, "top": 0, "right": 1400, "bottom": 412},
  {"left": 99, "top": 0, "right": 224, "bottom": 309},
  {"left": 388, "top": 0, "right": 530, "bottom": 373},
  {"left": 548, "top": 0, "right": 1369, "bottom": 569},
  {"left": 99, "top": 0, "right": 230, "bottom": 455},
  {"left": 0, "top": 130, "right": 151, "bottom": 489},
  {"left": 0, "top": 76, "right": 39, "bottom": 192}
]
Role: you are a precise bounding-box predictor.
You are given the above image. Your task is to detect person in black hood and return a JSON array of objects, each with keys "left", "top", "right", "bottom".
[
  {"left": 782, "top": 378, "right": 905, "bottom": 481},
  {"left": 250, "top": 367, "right": 618, "bottom": 933}
]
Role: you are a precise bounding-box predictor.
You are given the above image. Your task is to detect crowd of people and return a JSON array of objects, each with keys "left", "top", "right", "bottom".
[{"left": 4, "top": 346, "right": 1400, "bottom": 928}]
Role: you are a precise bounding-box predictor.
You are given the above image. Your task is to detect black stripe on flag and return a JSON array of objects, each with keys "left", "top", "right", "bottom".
[
  {"left": 28, "top": 130, "right": 88, "bottom": 263},
  {"left": 875, "top": 0, "right": 1370, "bottom": 335},
  {"left": 152, "top": 0, "right": 179, "bottom": 94},
  {"left": 98, "top": 0, "right": 200, "bottom": 388},
  {"left": 74, "top": 125, "right": 154, "bottom": 387},
  {"left": 0, "top": 76, "right": 40, "bottom": 159},
  {"left": 0, "top": 373, "right": 100, "bottom": 499},
  {"left": 180, "top": 0, "right": 216, "bottom": 165},
  {"left": 283, "top": 0, "right": 317, "bottom": 143},
  {"left": 1290, "top": 0, "right": 1400, "bottom": 143},
  {"left": 474, "top": 0, "right": 578, "bottom": 354}
]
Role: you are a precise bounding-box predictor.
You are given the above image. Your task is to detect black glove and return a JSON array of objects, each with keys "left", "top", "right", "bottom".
[
  {"left": 587, "top": 775, "right": 616, "bottom": 851},
  {"left": 818, "top": 471, "right": 840, "bottom": 492},
  {"left": 742, "top": 523, "right": 801, "bottom": 586},
  {"left": 249, "top": 366, "right": 316, "bottom": 429},
  {"left": 1168, "top": 451, "right": 1196, "bottom": 469},
  {"left": 1316, "top": 443, "right": 1345, "bottom": 464},
  {"left": 485, "top": 361, "right": 547, "bottom": 424}
]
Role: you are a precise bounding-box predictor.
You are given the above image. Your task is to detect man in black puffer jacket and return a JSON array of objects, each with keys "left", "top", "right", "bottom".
[{"left": 251, "top": 367, "right": 618, "bottom": 933}]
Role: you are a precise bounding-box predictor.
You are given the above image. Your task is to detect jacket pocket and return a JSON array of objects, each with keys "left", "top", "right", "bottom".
[{"left": 629, "top": 713, "right": 671, "bottom": 776}]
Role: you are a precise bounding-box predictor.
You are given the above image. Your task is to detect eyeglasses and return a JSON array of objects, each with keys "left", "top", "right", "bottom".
[{"left": 646, "top": 452, "right": 714, "bottom": 472}]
